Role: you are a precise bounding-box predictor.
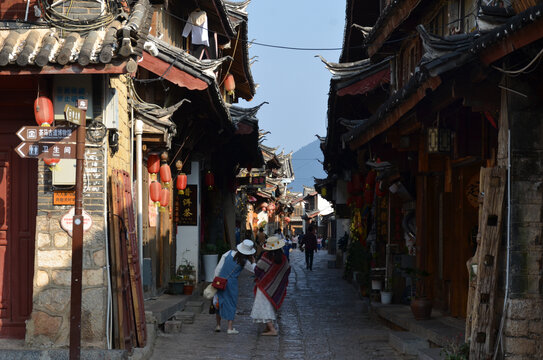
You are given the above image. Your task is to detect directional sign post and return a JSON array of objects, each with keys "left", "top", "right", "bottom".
[
  {"left": 16, "top": 142, "right": 76, "bottom": 159},
  {"left": 69, "top": 99, "right": 87, "bottom": 360},
  {"left": 17, "top": 126, "right": 77, "bottom": 143}
]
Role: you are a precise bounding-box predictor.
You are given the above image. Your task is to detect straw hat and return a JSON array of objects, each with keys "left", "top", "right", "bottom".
[
  {"left": 262, "top": 236, "right": 286, "bottom": 251},
  {"left": 237, "top": 239, "right": 256, "bottom": 255}
]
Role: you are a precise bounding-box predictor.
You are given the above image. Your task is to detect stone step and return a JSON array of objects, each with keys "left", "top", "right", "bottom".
[
  {"left": 418, "top": 347, "right": 445, "bottom": 360},
  {"left": 164, "top": 320, "right": 182, "bottom": 333},
  {"left": 389, "top": 331, "right": 429, "bottom": 355},
  {"left": 174, "top": 311, "right": 195, "bottom": 324},
  {"left": 185, "top": 300, "right": 204, "bottom": 314}
]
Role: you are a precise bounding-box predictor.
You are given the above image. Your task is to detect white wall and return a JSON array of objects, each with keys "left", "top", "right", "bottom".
[{"left": 176, "top": 161, "right": 201, "bottom": 282}]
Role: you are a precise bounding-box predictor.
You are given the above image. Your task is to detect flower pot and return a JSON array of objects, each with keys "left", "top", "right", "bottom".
[
  {"left": 203, "top": 254, "right": 218, "bottom": 282},
  {"left": 168, "top": 281, "right": 184, "bottom": 295},
  {"left": 371, "top": 279, "right": 382, "bottom": 291},
  {"left": 380, "top": 291, "right": 393, "bottom": 304},
  {"left": 184, "top": 284, "right": 194, "bottom": 295},
  {"left": 410, "top": 297, "right": 432, "bottom": 320}
]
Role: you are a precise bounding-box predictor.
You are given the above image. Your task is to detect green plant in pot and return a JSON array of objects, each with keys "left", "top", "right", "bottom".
[
  {"left": 402, "top": 266, "right": 432, "bottom": 320},
  {"left": 344, "top": 241, "right": 371, "bottom": 296}
]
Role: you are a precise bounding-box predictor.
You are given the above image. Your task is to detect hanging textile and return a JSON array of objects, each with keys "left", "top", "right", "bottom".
[{"left": 182, "top": 10, "right": 210, "bottom": 47}]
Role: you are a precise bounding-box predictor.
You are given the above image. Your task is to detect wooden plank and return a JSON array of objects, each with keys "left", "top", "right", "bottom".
[
  {"left": 108, "top": 176, "right": 122, "bottom": 348},
  {"left": 468, "top": 167, "right": 506, "bottom": 359},
  {"left": 121, "top": 171, "right": 147, "bottom": 347}
]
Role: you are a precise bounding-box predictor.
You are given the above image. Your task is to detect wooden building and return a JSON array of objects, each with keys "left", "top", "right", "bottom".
[{"left": 321, "top": 1, "right": 543, "bottom": 358}]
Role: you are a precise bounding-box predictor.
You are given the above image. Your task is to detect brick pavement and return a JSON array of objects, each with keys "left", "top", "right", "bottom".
[{"left": 149, "top": 250, "right": 414, "bottom": 360}]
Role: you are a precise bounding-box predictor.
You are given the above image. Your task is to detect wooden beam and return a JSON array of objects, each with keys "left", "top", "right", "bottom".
[
  {"left": 138, "top": 51, "right": 208, "bottom": 91},
  {"left": 479, "top": 17, "right": 543, "bottom": 65},
  {"left": 0, "top": 62, "right": 129, "bottom": 75},
  {"left": 349, "top": 76, "right": 441, "bottom": 150}
]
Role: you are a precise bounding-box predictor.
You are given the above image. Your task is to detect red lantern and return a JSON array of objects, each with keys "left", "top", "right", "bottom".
[
  {"left": 205, "top": 171, "right": 214, "bottom": 190},
  {"left": 147, "top": 154, "right": 160, "bottom": 180},
  {"left": 159, "top": 188, "right": 170, "bottom": 208},
  {"left": 43, "top": 158, "right": 60, "bottom": 166},
  {"left": 150, "top": 181, "right": 161, "bottom": 204},
  {"left": 34, "top": 96, "right": 54, "bottom": 127},
  {"left": 176, "top": 173, "right": 187, "bottom": 194},
  {"left": 355, "top": 195, "right": 363, "bottom": 208},
  {"left": 224, "top": 74, "right": 235, "bottom": 95},
  {"left": 347, "top": 181, "right": 354, "bottom": 194},
  {"left": 160, "top": 163, "right": 171, "bottom": 184},
  {"left": 352, "top": 173, "right": 361, "bottom": 192}
]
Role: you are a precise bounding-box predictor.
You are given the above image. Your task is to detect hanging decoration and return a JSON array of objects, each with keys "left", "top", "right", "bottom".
[
  {"left": 205, "top": 171, "right": 214, "bottom": 190},
  {"left": 147, "top": 154, "right": 160, "bottom": 180},
  {"left": 150, "top": 181, "right": 161, "bottom": 205},
  {"left": 160, "top": 163, "right": 172, "bottom": 185},
  {"left": 176, "top": 173, "right": 187, "bottom": 195},
  {"left": 159, "top": 188, "right": 170, "bottom": 209},
  {"left": 321, "top": 187, "right": 327, "bottom": 197},
  {"left": 34, "top": 96, "right": 54, "bottom": 127},
  {"left": 224, "top": 74, "right": 236, "bottom": 96}
]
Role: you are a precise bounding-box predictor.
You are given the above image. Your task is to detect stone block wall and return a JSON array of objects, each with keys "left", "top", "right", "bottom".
[
  {"left": 108, "top": 75, "right": 131, "bottom": 174},
  {"left": 505, "top": 75, "right": 543, "bottom": 358},
  {"left": 26, "top": 147, "right": 107, "bottom": 348}
]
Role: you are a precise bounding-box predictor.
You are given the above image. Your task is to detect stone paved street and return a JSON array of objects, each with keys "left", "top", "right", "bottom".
[{"left": 150, "top": 250, "right": 414, "bottom": 360}]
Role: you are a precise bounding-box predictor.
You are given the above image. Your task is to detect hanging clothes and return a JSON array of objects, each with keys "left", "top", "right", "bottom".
[{"left": 182, "top": 10, "right": 209, "bottom": 47}]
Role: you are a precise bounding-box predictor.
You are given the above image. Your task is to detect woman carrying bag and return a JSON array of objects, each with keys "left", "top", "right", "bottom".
[
  {"left": 213, "top": 239, "right": 256, "bottom": 334},
  {"left": 250, "top": 236, "right": 291, "bottom": 336}
]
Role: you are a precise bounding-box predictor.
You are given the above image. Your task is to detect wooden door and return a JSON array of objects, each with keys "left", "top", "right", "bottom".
[
  {"left": 0, "top": 80, "right": 38, "bottom": 338},
  {"left": 443, "top": 164, "right": 480, "bottom": 318}
]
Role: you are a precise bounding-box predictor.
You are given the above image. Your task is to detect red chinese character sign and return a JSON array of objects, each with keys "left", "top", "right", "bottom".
[{"left": 175, "top": 185, "right": 197, "bottom": 226}]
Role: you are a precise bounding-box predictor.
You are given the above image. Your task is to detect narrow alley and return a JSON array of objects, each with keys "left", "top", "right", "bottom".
[{"left": 150, "top": 250, "right": 413, "bottom": 360}]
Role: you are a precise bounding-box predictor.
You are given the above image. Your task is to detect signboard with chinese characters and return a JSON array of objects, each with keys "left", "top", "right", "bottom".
[
  {"left": 16, "top": 142, "right": 76, "bottom": 159},
  {"left": 17, "top": 126, "right": 77, "bottom": 142},
  {"left": 53, "top": 75, "right": 93, "bottom": 120},
  {"left": 175, "top": 185, "right": 197, "bottom": 226},
  {"left": 54, "top": 190, "right": 76, "bottom": 205}
]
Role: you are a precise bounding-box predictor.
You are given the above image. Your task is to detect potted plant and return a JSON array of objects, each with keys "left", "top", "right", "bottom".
[
  {"left": 177, "top": 260, "right": 195, "bottom": 295},
  {"left": 380, "top": 276, "right": 393, "bottom": 304},
  {"left": 344, "top": 241, "right": 371, "bottom": 296},
  {"left": 403, "top": 267, "right": 432, "bottom": 320},
  {"left": 168, "top": 273, "right": 185, "bottom": 295}
]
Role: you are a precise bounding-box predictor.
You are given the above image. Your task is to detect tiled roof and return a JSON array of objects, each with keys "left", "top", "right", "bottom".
[{"left": 0, "top": 0, "right": 151, "bottom": 69}]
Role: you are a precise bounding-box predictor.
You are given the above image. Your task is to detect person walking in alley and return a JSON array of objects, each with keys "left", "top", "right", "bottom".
[
  {"left": 256, "top": 227, "right": 267, "bottom": 259},
  {"left": 213, "top": 239, "right": 256, "bottom": 334},
  {"left": 250, "top": 236, "right": 291, "bottom": 336},
  {"left": 300, "top": 225, "right": 317, "bottom": 270}
]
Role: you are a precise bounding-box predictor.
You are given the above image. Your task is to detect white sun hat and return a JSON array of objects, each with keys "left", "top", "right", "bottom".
[
  {"left": 262, "top": 236, "right": 286, "bottom": 251},
  {"left": 237, "top": 239, "right": 256, "bottom": 255}
]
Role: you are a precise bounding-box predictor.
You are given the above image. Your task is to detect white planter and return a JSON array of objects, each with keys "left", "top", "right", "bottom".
[
  {"left": 203, "top": 254, "right": 218, "bottom": 282},
  {"left": 372, "top": 279, "right": 382, "bottom": 291},
  {"left": 381, "top": 291, "right": 393, "bottom": 304}
]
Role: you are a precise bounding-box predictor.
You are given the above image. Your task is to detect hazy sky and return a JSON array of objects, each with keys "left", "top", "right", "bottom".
[{"left": 238, "top": 1, "right": 345, "bottom": 154}]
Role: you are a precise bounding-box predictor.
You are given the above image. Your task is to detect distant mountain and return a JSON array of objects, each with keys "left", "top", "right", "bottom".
[{"left": 288, "top": 140, "right": 327, "bottom": 193}]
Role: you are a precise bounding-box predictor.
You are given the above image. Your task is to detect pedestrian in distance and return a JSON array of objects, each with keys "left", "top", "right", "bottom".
[
  {"left": 250, "top": 236, "right": 291, "bottom": 336},
  {"left": 213, "top": 239, "right": 256, "bottom": 334},
  {"left": 255, "top": 227, "right": 267, "bottom": 259},
  {"left": 300, "top": 225, "right": 317, "bottom": 270}
]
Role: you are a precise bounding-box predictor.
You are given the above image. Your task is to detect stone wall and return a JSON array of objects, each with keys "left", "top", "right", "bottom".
[
  {"left": 27, "top": 147, "right": 107, "bottom": 348},
  {"left": 504, "top": 75, "right": 543, "bottom": 359}
]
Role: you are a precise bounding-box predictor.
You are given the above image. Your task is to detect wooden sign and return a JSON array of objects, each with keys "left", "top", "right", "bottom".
[
  {"left": 16, "top": 142, "right": 76, "bottom": 159},
  {"left": 17, "top": 126, "right": 77, "bottom": 143},
  {"left": 64, "top": 104, "right": 82, "bottom": 125},
  {"left": 54, "top": 190, "right": 75, "bottom": 205},
  {"left": 176, "top": 185, "right": 197, "bottom": 226}
]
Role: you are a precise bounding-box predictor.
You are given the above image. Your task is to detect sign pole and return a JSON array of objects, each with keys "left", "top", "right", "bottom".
[{"left": 69, "top": 99, "right": 87, "bottom": 360}]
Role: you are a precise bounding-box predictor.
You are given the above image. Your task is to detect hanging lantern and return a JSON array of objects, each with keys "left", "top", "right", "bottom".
[
  {"left": 321, "top": 187, "right": 327, "bottom": 197},
  {"left": 355, "top": 195, "right": 364, "bottom": 208},
  {"left": 352, "top": 173, "right": 361, "bottom": 192},
  {"left": 34, "top": 96, "right": 54, "bottom": 127},
  {"left": 224, "top": 74, "right": 235, "bottom": 96},
  {"left": 176, "top": 173, "right": 187, "bottom": 195},
  {"left": 160, "top": 163, "right": 172, "bottom": 184},
  {"left": 159, "top": 188, "right": 170, "bottom": 209},
  {"left": 150, "top": 181, "right": 161, "bottom": 204},
  {"left": 43, "top": 158, "right": 60, "bottom": 166},
  {"left": 347, "top": 181, "right": 354, "bottom": 194},
  {"left": 147, "top": 154, "right": 160, "bottom": 180},
  {"left": 205, "top": 171, "right": 214, "bottom": 190}
]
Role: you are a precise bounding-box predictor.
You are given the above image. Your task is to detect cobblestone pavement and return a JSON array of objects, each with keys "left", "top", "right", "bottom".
[{"left": 150, "top": 250, "right": 414, "bottom": 360}]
